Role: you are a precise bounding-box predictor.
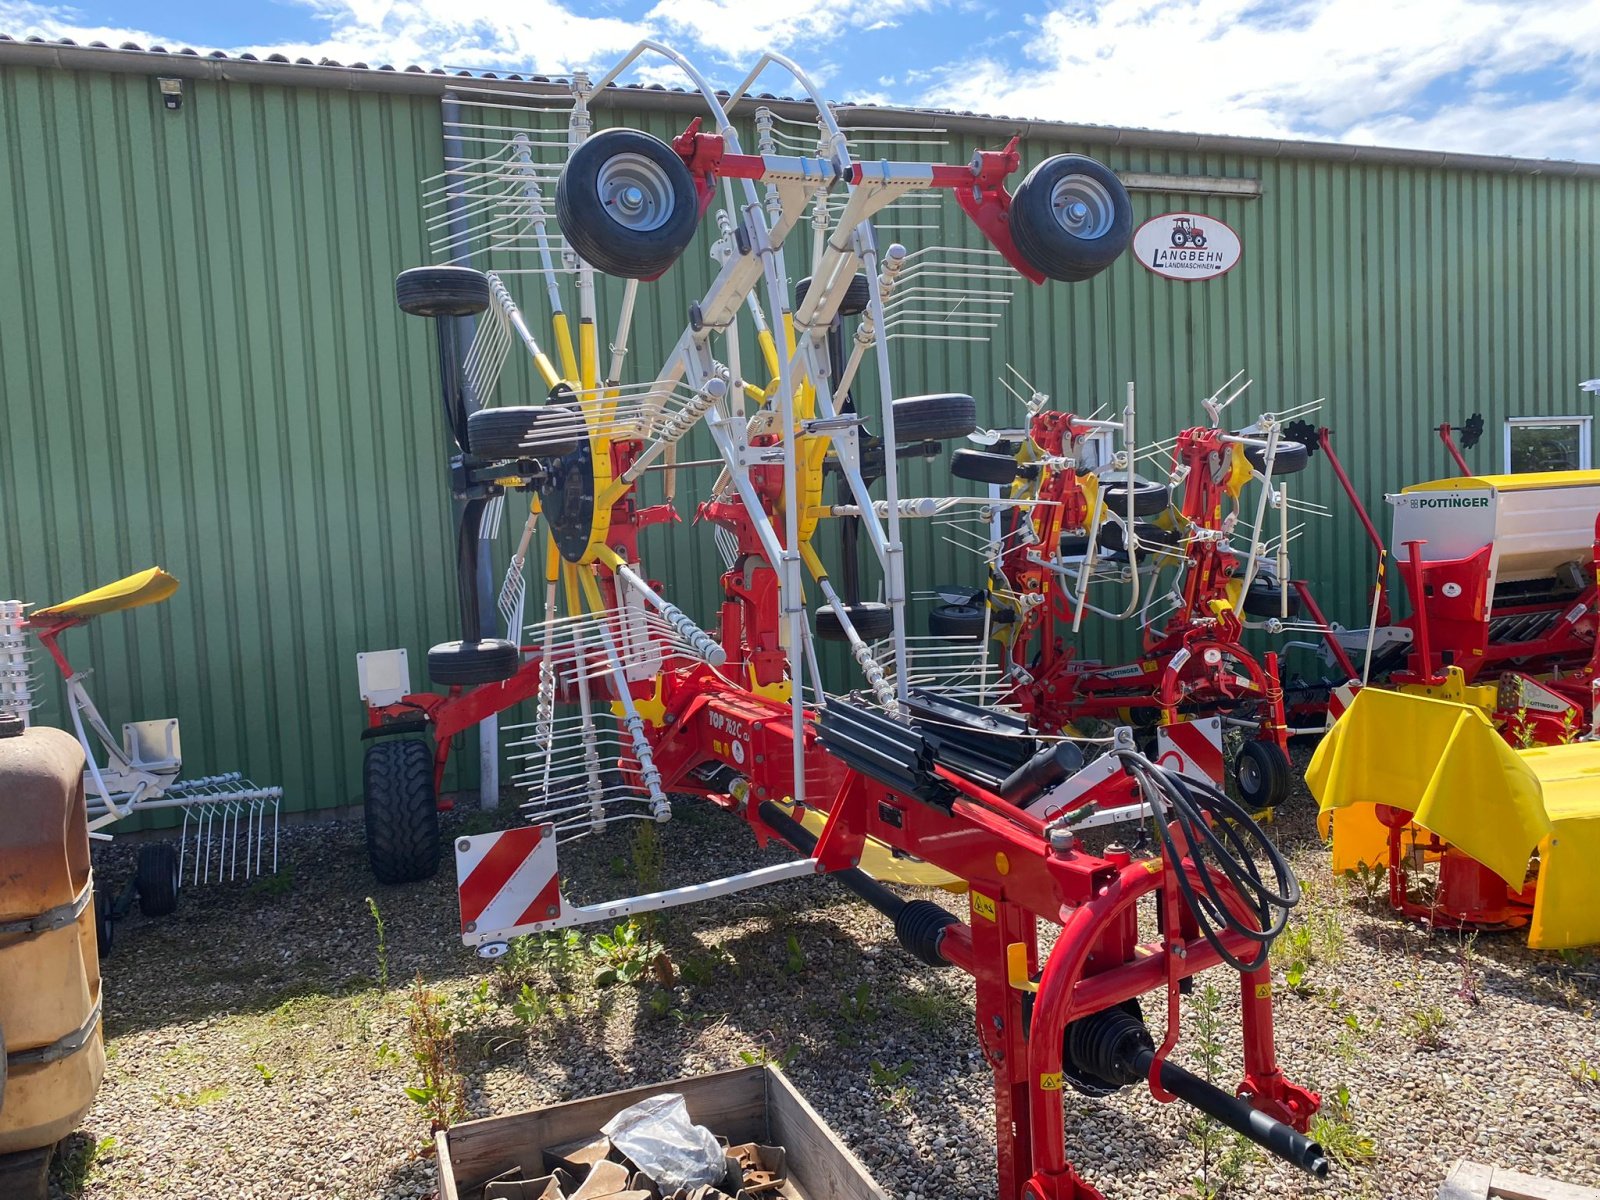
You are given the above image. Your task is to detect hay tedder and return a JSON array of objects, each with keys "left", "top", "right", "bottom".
[
  {"left": 1309, "top": 469, "right": 1600, "bottom": 949},
  {"left": 1, "top": 571, "right": 283, "bottom": 953},
  {"left": 934, "top": 376, "right": 1328, "bottom": 810},
  {"left": 355, "top": 43, "right": 1328, "bottom": 1198}
]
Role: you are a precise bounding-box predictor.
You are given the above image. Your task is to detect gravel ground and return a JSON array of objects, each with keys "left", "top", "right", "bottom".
[{"left": 55, "top": 767, "right": 1600, "bottom": 1200}]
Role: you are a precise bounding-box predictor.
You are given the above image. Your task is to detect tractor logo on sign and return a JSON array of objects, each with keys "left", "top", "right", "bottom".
[{"left": 1132, "top": 212, "right": 1242, "bottom": 281}]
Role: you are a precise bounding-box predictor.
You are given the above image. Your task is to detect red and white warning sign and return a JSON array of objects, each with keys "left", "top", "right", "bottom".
[
  {"left": 455, "top": 825, "right": 562, "bottom": 945},
  {"left": 1326, "top": 682, "right": 1361, "bottom": 729},
  {"left": 1154, "top": 716, "right": 1225, "bottom": 785}
]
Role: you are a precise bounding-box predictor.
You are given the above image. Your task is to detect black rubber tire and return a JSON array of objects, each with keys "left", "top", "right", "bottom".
[
  {"left": 556, "top": 128, "right": 700, "bottom": 280},
  {"left": 395, "top": 266, "right": 491, "bottom": 318},
  {"left": 1234, "top": 740, "right": 1291, "bottom": 809},
  {"left": 815, "top": 603, "right": 894, "bottom": 642},
  {"left": 94, "top": 885, "right": 113, "bottom": 959},
  {"left": 795, "top": 273, "right": 872, "bottom": 318},
  {"left": 135, "top": 842, "right": 179, "bottom": 917},
  {"left": 1058, "top": 533, "right": 1127, "bottom": 563},
  {"left": 951, "top": 448, "right": 1020, "bottom": 485},
  {"left": 1099, "top": 521, "right": 1183, "bottom": 553},
  {"left": 364, "top": 737, "right": 440, "bottom": 885},
  {"left": 467, "top": 405, "right": 584, "bottom": 461},
  {"left": 928, "top": 602, "right": 986, "bottom": 640},
  {"left": 892, "top": 394, "right": 977, "bottom": 442},
  {"left": 1243, "top": 580, "right": 1302, "bottom": 619},
  {"left": 1242, "top": 439, "right": 1310, "bottom": 477},
  {"left": 1100, "top": 478, "right": 1171, "bottom": 517},
  {"left": 1008, "top": 154, "right": 1133, "bottom": 283},
  {"left": 428, "top": 639, "right": 521, "bottom": 685}
]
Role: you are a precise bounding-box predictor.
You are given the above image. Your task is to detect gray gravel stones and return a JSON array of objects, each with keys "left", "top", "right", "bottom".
[{"left": 58, "top": 771, "right": 1600, "bottom": 1200}]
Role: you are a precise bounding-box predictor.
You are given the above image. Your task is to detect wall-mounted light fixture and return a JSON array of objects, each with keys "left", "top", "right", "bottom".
[{"left": 157, "top": 77, "right": 184, "bottom": 112}]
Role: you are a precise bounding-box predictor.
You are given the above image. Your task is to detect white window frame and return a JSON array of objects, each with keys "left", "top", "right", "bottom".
[{"left": 1503, "top": 415, "right": 1592, "bottom": 473}]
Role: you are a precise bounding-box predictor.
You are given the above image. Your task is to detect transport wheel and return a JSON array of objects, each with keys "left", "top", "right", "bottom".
[
  {"left": 1243, "top": 439, "right": 1310, "bottom": 476},
  {"left": 427, "top": 639, "right": 520, "bottom": 686},
  {"left": 1100, "top": 477, "right": 1171, "bottom": 517},
  {"left": 892, "top": 393, "right": 977, "bottom": 442},
  {"left": 950, "top": 448, "right": 1020, "bottom": 485},
  {"left": 135, "top": 842, "right": 180, "bottom": 918},
  {"left": 556, "top": 128, "right": 700, "bottom": 280},
  {"left": 1008, "top": 154, "right": 1133, "bottom": 283},
  {"left": 795, "top": 273, "right": 872, "bottom": 317},
  {"left": 1234, "top": 739, "right": 1291, "bottom": 809},
  {"left": 1242, "top": 580, "right": 1302, "bottom": 618},
  {"left": 364, "top": 737, "right": 440, "bottom": 885},
  {"left": 815, "top": 602, "right": 894, "bottom": 642},
  {"left": 467, "top": 404, "right": 584, "bottom": 462},
  {"left": 94, "top": 887, "right": 113, "bottom": 959},
  {"left": 928, "top": 602, "right": 986, "bottom": 640},
  {"left": 394, "top": 265, "right": 491, "bottom": 318}
]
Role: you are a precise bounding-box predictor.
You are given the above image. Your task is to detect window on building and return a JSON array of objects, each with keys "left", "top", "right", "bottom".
[{"left": 1503, "top": 417, "right": 1592, "bottom": 473}]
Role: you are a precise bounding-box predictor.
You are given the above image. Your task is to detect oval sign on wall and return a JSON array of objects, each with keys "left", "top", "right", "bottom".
[{"left": 1131, "top": 212, "right": 1242, "bottom": 282}]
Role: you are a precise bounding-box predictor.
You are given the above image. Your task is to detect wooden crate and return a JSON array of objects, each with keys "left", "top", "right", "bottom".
[
  {"left": 436, "top": 1064, "right": 889, "bottom": 1200},
  {"left": 1438, "top": 1160, "right": 1600, "bottom": 1200}
]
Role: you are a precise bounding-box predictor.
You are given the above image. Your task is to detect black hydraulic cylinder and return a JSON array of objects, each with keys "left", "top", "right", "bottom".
[{"left": 1134, "top": 1049, "right": 1329, "bottom": 1178}]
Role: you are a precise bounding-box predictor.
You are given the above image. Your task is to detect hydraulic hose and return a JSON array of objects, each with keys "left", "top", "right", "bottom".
[{"left": 1110, "top": 750, "right": 1300, "bottom": 972}]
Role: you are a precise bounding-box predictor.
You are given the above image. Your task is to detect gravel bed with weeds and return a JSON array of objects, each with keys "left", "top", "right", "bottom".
[{"left": 53, "top": 767, "right": 1600, "bottom": 1200}]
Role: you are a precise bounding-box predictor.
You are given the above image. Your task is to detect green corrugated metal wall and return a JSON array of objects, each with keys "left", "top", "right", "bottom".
[{"left": 2, "top": 59, "right": 1596, "bottom": 815}]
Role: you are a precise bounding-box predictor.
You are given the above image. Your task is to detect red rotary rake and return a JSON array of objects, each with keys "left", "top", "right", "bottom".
[
  {"left": 355, "top": 42, "right": 1326, "bottom": 1199},
  {"left": 937, "top": 381, "right": 1325, "bottom": 809}
]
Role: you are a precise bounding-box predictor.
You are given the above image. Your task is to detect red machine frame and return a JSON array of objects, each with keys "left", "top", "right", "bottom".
[{"left": 368, "top": 90, "right": 1327, "bottom": 1198}]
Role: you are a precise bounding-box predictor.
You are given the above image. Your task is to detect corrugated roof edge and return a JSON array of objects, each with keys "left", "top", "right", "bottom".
[{"left": 4, "top": 35, "right": 1599, "bottom": 178}]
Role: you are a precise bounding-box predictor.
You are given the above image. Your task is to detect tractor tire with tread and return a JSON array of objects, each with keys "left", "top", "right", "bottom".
[
  {"left": 1242, "top": 581, "right": 1302, "bottom": 619},
  {"left": 1233, "top": 739, "right": 1291, "bottom": 810},
  {"left": 395, "top": 266, "right": 491, "bottom": 318},
  {"left": 555, "top": 128, "right": 700, "bottom": 280},
  {"left": 467, "top": 405, "right": 584, "bottom": 462},
  {"left": 891, "top": 394, "right": 977, "bottom": 443},
  {"left": 1242, "top": 439, "right": 1310, "bottom": 477},
  {"left": 928, "top": 602, "right": 986, "bottom": 640},
  {"left": 135, "top": 842, "right": 179, "bottom": 918},
  {"left": 94, "top": 887, "right": 113, "bottom": 959},
  {"left": 364, "top": 737, "right": 440, "bottom": 885},
  {"left": 951, "top": 448, "right": 1021, "bottom": 485},
  {"left": 427, "top": 639, "right": 521, "bottom": 686},
  {"left": 815, "top": 603, "right": 894, "bottom": 642},
  {"left": 1100, "top": 478, "right": 1171, "bottom": 518},
  {"left": 1008, "top": 154, "right": 1133, "bottom": 283},
  {"left": 795, "top": 273, "right": 872, "bottom": 318}
]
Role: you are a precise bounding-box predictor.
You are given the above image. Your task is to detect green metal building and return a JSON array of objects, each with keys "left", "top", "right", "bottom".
[{"left": 2, "top": 39, "right": 1596, "bottom": 817}]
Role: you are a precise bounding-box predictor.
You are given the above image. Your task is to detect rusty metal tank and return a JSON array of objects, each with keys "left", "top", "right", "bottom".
[{"left": 0, "top": 712, "right": 105, "bottom": 1172}]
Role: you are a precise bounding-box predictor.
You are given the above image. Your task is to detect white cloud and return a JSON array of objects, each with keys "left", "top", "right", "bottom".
[
  {"left": 917, "top": 0, "right": 1600, "bottom": 160},
  {"left": 0, "top": 0, "right": 652, "bottom": 74},
  {"left": 643, "top": 0, "right": 936, "bottom": 62}
]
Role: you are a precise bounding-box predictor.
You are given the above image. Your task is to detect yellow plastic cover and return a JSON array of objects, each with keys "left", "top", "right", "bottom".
[
  {"left": 1519, "top": 743, "right": 1600, "bottom": 950},
  {"left": 33, "top": 567, "right": 179, "bottom": 620},
  {"left": 1404, "top": 469, "right": 1600, "bottom": 494},
  {"left": 1306, "top": 688, "right": 1551, "bottom": 887},
  {"left": 788, "top": 804, "right": 962, "bottom": 889}
]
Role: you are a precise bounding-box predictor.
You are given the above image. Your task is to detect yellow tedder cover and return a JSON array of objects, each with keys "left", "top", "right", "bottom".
[
  {"left": 1517, "top": 743, "right": 1600, "bottom": 950},
  {"left": 1306, "top": 688, "right": 1550, "bottom": 888},
  {"left": 1308, "top": 688, "right": 1600, "bottom": 949},
  {"left": 32, "top": 567, "right": 179, "bottom": 620}
]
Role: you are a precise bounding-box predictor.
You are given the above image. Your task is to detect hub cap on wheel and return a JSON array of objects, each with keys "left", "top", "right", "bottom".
[
  {"left": 597, "top": 153, "right": 677, "bottom": 232},
  {"left": 1239, "top": 755, "right": 1261, "bottom": 791},
  {"left": 1049, "top": 174, "right": 1117, "bottom": 240}
]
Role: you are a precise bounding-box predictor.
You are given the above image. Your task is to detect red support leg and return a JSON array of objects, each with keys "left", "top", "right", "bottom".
[{"left": 968, "top": 892, "right": 1039, "bottom": 1200}]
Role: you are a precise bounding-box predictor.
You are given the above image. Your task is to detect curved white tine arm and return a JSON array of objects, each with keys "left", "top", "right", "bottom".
[{"left": 724, "top": 52, "right": 853, "bottom": 173}]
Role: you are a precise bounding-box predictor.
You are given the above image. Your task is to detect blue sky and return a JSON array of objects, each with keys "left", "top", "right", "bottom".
[{"left": 5, "top": 0, "right": 1599, "bottom": 160}]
